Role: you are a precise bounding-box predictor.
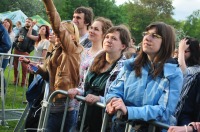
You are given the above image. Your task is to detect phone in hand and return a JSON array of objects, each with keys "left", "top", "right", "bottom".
[{"left": 30, "top": 65, "right": 38, "bottom": 73}]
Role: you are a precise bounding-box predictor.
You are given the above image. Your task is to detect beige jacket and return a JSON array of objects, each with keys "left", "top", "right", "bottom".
[{"left": 39, "top": 0, "right": 83, "bottom": 99}]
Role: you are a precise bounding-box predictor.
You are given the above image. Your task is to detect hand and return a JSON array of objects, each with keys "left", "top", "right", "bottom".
[
  {"left": 109, "top": 98, "right": 127, "bottom": 115},
  {"left": 106, "top": 98, "right": 116, "bottom": 115},
  {"left": 19, "top": 56, "right": 29, "bottom": 64},
  {"left": 189, "top": 122, "right": 200, "bottom": 132},
  {"left": 168, "top": 126, "right": 193, "bottom": 132},
  {"left": 85, "top": 94, "right": 100, "bottom": 105},
  {"left": 178, "top": 38, "right": 189, "bottom": 52},
  {"left": 32, "top": 20, "right": 37, "bottom": 27},
  {"left": 68, "top": 88, "right": 80, "bottom": 99},
  {"left": 18, "top": 35, "right": 24, "bottom": 42}
]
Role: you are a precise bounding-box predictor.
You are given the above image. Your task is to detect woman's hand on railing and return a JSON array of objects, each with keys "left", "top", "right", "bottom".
[
  {"left": 168, "top": 125, "right": 193, "bottom": 132},
  {"left": 19, "top": 56, "right": 30, "bottom": 64},
  {"left": 188, "top": 122, "right": 200, "bottom": 132},
  {"left": 85, "top": 94, "right": 100, "bottom": 105},
  {"left": 106, "top": 98, "right": 127, "bottom": 116},
  {"left": 68, "top": 88, "right": 80, "bottom": 99}
]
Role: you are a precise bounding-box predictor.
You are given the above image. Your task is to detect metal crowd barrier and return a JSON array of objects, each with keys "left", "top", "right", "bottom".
[
  {"left": 36, "top": 89, "right": 170, "bottom": 132},
  {"left": 0, "top": 53, "right": 43, "bottom": 127},
  {"left": 14, "top": 80, "right": 49, "bottom": 132}
]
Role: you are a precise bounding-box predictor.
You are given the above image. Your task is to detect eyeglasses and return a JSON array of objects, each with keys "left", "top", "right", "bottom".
[
  {"left": 185, "top": 50, "right": 190, "bottom": 53},
  {"left": 142, "top": 31, "right": 162, "bottom": 39},
  {"left": 63, "top": 20, "right": 75, "bottom": 34}
]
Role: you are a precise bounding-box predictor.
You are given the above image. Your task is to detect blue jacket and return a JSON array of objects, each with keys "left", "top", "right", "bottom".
[
  {"left": 106, "top": 56, "right": 183, "bottom": 125},
  {"left": 0, "top": 23, "right": 11, "bottom": 53}
]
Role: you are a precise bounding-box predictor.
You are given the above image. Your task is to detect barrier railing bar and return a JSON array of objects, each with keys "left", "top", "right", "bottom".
[
  {"left": 0, "top": 68, "right": 6, "bottom": 126},
  {"left": 79, "top": 102, "right": 87, "bottom": 132},
  {"left": 60, "top": 97, "right": 69, "bottom": 132},
  {"left": 37, "top": 81, "right": 49, "bottom": 132},
  {"left": 38, "top": 89, "right": 170, "bottom": 132}
]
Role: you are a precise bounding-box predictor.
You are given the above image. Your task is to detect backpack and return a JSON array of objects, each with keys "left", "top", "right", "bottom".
[{"left": 25, "top": 75, "right": 45, "bottom": 131}]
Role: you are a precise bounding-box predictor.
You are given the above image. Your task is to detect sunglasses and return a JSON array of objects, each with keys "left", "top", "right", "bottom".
[
  {"left": 142, "top": 31, "right": 162, "bottom": 39},
  {"left": 63, "top": 20, "right": 75, "bottom": 34}
]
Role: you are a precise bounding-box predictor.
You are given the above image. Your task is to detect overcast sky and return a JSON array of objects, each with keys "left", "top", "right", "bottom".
[{"left": 115, "top": 0, "right": 200, "bottom": 21}]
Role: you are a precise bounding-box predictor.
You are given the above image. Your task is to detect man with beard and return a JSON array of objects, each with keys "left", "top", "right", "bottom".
[{"left": 13, "top": 18, "right": 37, "bottom": 87}]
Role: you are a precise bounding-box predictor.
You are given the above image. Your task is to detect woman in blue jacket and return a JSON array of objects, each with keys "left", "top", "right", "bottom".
[{"left": 106, "top": 22, "right": 183, "bottom": 132}]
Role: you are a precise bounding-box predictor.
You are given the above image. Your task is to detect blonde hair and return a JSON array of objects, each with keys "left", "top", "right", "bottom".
[{"left": 61, "top": 21, "right": 79, "bottom": 44}]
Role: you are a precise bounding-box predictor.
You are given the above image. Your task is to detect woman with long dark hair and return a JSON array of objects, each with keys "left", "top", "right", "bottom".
[{"left": 106, "top": 22, "right": 183, "bottom": 132}]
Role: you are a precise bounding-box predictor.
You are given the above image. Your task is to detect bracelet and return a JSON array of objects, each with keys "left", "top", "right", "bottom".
[{"left": 185, "top": 125, "right": 188, "bottom": 132}]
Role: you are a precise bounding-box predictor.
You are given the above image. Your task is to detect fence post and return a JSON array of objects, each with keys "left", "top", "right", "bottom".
[{"left": 0, "top": 68, "right": 6, "bottom": 126}]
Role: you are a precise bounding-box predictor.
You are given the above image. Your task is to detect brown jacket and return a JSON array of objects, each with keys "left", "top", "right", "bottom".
[{"left": 39, "top": 0, "right": 83, "bottom": 99}]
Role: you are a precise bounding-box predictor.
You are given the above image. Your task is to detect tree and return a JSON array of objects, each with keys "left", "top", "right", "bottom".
[
  {"left": 182, "top": 10, "right": 200, "bottom": 41},
  {"left": 0, "top": 0, "right": 45, "bottom": 19},
  {"left": 120, "top": 0, "right": 176, "bottom": 44}
]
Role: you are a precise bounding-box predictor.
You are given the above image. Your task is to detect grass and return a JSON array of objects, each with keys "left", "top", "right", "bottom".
[{"left": 0, "top": 64, "right": 27, "bottom": 131}]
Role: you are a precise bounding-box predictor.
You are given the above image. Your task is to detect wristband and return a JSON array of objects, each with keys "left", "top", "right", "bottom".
[{"left": 184, "top": 125, "right": 188, "bottom": 132}]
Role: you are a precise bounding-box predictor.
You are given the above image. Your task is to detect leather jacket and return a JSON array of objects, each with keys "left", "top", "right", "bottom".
[{"left": 38, "top": 0, "right": 83, "bottom": 99}]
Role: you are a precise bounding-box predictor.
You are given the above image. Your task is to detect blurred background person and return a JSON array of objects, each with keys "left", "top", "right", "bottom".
[
  {"left": 13, "top": 18, "right": 37, "bottom": 87},
  {"left": 13, "top": 21, "right": 22, "bottom": 36},
  {"left": 2, "top": 18, "right": 15, "bottom": 70},
  {"left": 0, "top": 20, "right": 11, "bottom": 93},
  {"left": 20, "top": 23, "right": 50, "bottom": 86}
]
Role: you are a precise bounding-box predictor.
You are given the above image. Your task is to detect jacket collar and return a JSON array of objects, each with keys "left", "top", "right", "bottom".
[{"left": 124, "top": 56, "right": 180, "bottom": 78}]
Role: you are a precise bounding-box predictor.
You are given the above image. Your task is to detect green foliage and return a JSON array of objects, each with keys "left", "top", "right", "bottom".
[
  {"left": 182, "top": 10, "right": 200, "bottom": 41},
  {"left": 120, "top": 0, "right": 177, "bottom": 44},
  {"left": 0, "top": 67, "right": 26, "bottom": 131},
  {"left": 0, "top": 0, "right": 45, "bottom": 18}
]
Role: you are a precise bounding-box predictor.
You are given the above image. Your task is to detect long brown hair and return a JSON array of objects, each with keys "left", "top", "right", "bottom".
[
  {"left": 4, "top": 18, "right": 13, "bottom": 33},
  {"left": 134, "top": 22, "right": 175, "bottom": 78}
]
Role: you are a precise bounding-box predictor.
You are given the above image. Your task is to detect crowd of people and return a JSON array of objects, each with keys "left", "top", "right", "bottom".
[{"left": 0, "top": 0, "right": 200, "bottom": 131}]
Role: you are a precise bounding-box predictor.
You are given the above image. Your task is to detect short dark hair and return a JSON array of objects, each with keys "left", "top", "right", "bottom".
[
  {"left": 74, "top": 6, "right": 94, "bottom": 29},
  {"left": 26, "top": 17, "right": 33, "bottom": 21}
]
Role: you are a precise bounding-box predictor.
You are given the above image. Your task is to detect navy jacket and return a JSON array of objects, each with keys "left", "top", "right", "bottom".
[{"left": 0, "top": 23, "right": 11, "bottom": 53}]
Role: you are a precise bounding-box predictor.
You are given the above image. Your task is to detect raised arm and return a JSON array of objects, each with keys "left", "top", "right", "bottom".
[
  {"left": 42, "top": 0, "right": 62, "bottom": 36},
  {"left": 178, "top": 38, "right": 189, "bottom": 74},
  {"left": 27, "top": 26, "right": 38, "bottom": 41},
  {"left": 42, "top": 0, "right": 78, "bottom": 53}
]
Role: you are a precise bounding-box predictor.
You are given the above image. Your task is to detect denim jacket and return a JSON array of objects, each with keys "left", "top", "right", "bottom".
[
  {"left": 0, "top": 23, "right": 11, "bottom": 53},
  {"left": 106, "top": 56, "right": 183, "bottom": 125}
]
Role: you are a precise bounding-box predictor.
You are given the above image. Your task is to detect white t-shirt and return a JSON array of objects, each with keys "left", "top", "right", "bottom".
[{"left": 33, "top": 39, "right": 50, "bottom": 61}]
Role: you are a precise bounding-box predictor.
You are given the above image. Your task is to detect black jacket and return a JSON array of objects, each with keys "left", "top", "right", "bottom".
[
  {"left": 14, "top": 27, "right": 37, "bottom": 53},
  {"left": 177, "top": 72, "right": 200, "bottom": 125}
]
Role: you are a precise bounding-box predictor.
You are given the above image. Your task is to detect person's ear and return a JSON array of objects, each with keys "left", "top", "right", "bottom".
[
  {"left": 71, "top": 34, "right": 75, "bottom": 41},
  {"left": 121, "top": 44, "right": 126, "bottom": 50}
]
